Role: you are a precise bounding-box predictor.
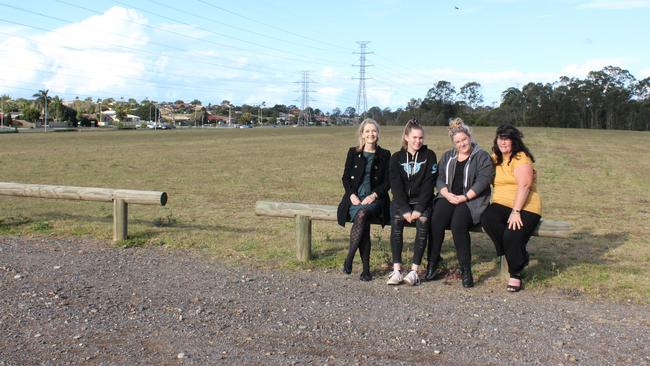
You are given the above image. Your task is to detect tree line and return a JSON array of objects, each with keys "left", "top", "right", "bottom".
[
  {"left": 2, "top": 66, "right": 648, "bottom": 130},
  {"left": 364, "top": 66, "right": 650, "bottom": 131}
]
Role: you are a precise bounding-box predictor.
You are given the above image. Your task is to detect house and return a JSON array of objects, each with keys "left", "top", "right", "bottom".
[
  {"left": 278, "top": 112, "right": 296, "bottom": 125},
  {"left": 100, "top": 110, "right": 141, "bottom": 127},
  {"left": 207, "top": 115, "right": 229, "bottom": 125}
]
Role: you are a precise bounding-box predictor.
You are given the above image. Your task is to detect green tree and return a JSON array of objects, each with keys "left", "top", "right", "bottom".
[
  {"left": 115, "top": 103, "right": 128, "bottom": 121},
  {"left": 239, "top": 112, "right": 252, "bottom": 124},
  {"left": 1, "top": 94, "right": 11, "bottom": 127},
  {"left": 459, "top": 82, "right": 483, "bottom": 109},
  {"left": 426, "top": 81, "right": 456, "bottom": 104},
  {"left": 22, "top": 106, "right": 40, "bottom": 122},
  {"left": 51, "top": 96, "right": 63, "bottom": 122},
  {"left": 32, "top": 89, "right": 50, "bottom": 127}
]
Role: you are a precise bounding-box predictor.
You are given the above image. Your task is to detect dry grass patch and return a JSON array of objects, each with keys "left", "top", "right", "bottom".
[{"left": 1, "top": 127, "right": 649, "bottom": 302}]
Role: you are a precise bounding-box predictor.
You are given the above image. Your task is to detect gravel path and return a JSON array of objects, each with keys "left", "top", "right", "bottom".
[{"left": 1, "top": 236, "right": 649, "bottom": 365}]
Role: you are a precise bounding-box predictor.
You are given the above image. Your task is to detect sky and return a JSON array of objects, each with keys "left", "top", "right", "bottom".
[{"left": 1, "top": 0, "right": 649, "bottom": 112}]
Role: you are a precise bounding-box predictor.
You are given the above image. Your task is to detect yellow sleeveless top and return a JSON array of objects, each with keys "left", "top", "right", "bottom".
[{"left": 491, "top": 152, "right": 542, "bottom": 215}]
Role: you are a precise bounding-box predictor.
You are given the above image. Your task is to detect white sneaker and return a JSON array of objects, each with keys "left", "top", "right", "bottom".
[
  {"left": 386, "top": 270, "right": 403, "bottom": 285},
  {"left": 403, "top": 270, "right": 420, "bottom": 286}
]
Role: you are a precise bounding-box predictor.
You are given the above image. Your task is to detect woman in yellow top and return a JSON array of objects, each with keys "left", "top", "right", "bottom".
[{"left": 481, "top": 124, "right": 541, "bottom": 292}]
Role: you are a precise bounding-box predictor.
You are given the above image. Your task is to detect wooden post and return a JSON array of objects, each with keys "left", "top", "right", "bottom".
[
  {"left": 113, "top": 199, "right": 128, "bottom": 242},
  {"left": 296, "top": 215, "right": 311, "bottom": 261}
]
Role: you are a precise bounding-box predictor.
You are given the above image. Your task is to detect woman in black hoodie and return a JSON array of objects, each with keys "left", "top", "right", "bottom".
[
  {"left": 336, "top": 118, "right": 391, "bottom": 281},
  {"left": 387, "top": 119, "right": 438, "bottom": 286}
]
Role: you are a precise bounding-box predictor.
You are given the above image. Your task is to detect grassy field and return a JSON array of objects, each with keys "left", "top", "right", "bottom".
[{"left": 1, "top": 126, "right": 649, "bottom": 303}]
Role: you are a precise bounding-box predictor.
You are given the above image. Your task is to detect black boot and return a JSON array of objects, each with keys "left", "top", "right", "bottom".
[
  {"left": 359, "top": 272, "right": 373, "bottom": 281},
  {"left": 425, "top": 261, "right": 438, "bottom": 281},
  {"left": 342, "top": 258, "right": 352, "bottom": 275},
  {"left": 425, "top": 256, "right": 442, "bottom": 281},
  {"left": 461, "top": 266, "right": 474, "bottom": 288}
]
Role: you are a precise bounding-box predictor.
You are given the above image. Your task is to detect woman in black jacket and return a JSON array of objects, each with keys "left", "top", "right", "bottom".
[
  {"left": 336, "top": 118, "right": 391, "bottom": 281},
  {"left": 387, "top": 119, "right": 438, "bottom": 286}
]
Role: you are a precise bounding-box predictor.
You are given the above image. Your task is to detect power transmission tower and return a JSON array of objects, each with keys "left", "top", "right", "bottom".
[
  {"left": 354, "top": 41, "right": 373, "bottom": 118},
  {"left": 294, "top": 71, "right": 316, "bottom": 125}
]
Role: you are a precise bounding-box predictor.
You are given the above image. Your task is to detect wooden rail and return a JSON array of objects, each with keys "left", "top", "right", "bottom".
[
  {"left": 256, "top": 200, "right": 572, "bottom": 272},
  {"left": 0, "top": 182, "right": 168, "bottom": 242}
]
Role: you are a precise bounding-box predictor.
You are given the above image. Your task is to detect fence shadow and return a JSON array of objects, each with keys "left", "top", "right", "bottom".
[
  {"left": 464, "top": 230, "right": 628, "bottom": 285},
  {"left": 524, "top": 230, "right": 628, "bottom": 283},
  {"left": 30, "top": 211, "right": 255, "bottom": 234}
]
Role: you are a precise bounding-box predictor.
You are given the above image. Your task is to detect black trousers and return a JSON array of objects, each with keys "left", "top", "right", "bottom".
[
  {"left": 480, "top": 203, "right": 541, "bottom": 276},
  {"left": 429, "top": 199, "right": 474, "bottom": 268},
  {"left": 390, "top": 202, "right": 431, "bottom": 265}
]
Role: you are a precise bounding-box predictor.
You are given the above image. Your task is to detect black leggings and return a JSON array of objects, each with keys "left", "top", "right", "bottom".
[
  {"left": 390, "top": 203, "right": 431, "bottom": 266},
  {"left": 480, "top": 203, "right": 541, "bottom": 276},
  {"left": 429, "top": 199, "right": 474, "bottom": 268}
]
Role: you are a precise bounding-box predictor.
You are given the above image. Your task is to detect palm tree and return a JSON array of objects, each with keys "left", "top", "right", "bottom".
[
  {"left": 1, "top": 94, "right": 11, "bottom": 127},
  {"left": 33, "top": 89, "right": 50, "bottom": 131},
  {"left": 51, "top": 96, "right": 63, "bottom": 123}
]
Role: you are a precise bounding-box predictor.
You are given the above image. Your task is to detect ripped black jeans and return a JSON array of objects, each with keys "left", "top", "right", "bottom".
[{"left": 390, "top": 201, "right": 432, "bottom": 266}]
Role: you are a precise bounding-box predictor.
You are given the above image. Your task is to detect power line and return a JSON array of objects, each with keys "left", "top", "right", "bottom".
[
  {"left": 53, "top": 0, "right": 346, "bottom": 68},
  {"left": 113, "top": 0, "right": 351, "bottom": 66},
  {"left": 144, "top": 0, "right": 349, "bottom": 55},
  {"left": 195, "top": 0, "right": 350, "bottom": 53}
]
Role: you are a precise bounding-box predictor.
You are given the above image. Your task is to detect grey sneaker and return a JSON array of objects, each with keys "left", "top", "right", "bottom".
[
  {"left": 386, "top": 270, "right": 403, "bottom": 285},
  {"left": 403, "top": 270, "right": 420, "bottom": 286}
]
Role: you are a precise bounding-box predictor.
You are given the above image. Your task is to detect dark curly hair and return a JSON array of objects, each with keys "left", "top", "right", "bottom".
[{"left": 492, "top": 124, "right": 535, "bottom": 165}]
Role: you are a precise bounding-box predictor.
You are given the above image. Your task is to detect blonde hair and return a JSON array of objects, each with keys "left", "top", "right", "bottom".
[
  {"left": 356, "top": 118, "right": 381, "bottom": 151},
  {"left": 402, "top": 119, "right": 424, "bottom": 149},
  {"left": 448, "top": 117, "right": 472, "bottom": 140}
]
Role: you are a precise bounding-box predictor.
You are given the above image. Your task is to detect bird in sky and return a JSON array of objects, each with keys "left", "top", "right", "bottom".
[{"left": 455, "top": 6, "right": 460, "bottom": 10}]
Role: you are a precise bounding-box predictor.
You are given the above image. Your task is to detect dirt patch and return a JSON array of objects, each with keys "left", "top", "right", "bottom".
[{"left": 1, "top": 236, "right": 649, "bottom": 365}]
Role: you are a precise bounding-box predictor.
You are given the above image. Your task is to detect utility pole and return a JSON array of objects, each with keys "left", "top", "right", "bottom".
[
  {"left": 354, "top": 41, "right": 373, "bottom": 119},
  {"left": 295, "top": 71, "right": 316, "bottom": 125},
  {"left": 43, "top": 90, "right": 49, "bottom": 132},
  {"left": 228, "top": 103, "right": 232, "bottom": 127},
  {"left": 97, "top": 98, "right": 102, "bottom": 128},
  {"left": 258, "top": 101, "right": 265, "bottom": 126}
]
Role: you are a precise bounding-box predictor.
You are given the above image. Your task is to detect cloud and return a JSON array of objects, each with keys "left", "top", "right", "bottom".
[
  {"left": 0, "top": 37, "right": 42, "bottom": 89},
  {"left": 559, "top": 59, "right": 627, "bottom": 77},
  {"left": 0, "top": 6, "right": 151, "bottom": 99},
  {"left": 320, "top": 66, "right": 340, "bottom": 81},
  {"left": 367, "top": 87, "right": 395, "bottom": 108},
  {"left": 577, "top": 0, "right": 650, "bottom": 9},
  {"left": 316, "top": 87, "right": 344, "bottom": 109},
  {"left": 639, "top": 69, "right": 650, "bottom": 79}
]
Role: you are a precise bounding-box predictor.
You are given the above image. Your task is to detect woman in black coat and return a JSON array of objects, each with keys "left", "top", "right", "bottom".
[{"left": 336, "top": 118, "right": 391, "bottom": 281}]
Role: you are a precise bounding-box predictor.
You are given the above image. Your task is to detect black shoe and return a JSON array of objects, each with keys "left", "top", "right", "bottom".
[
  {"left": 342, "top": 261, "right": 352, "bottom": 275},
  {"left": 359, "top": 272, "right": 372, "bottom": 281},
  {"left": 461, "top": 267, "right": 474, "bottom": 288},
  {"left": 425, "top": 261, "right": 438, "bottom": 281}
]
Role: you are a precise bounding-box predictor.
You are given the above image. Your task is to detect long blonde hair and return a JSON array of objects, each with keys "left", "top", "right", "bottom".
[
  {"left": 356, "top": 118, "right": 381, "bottom": 151},
  {"left": 402, "top": 119, "right": 424, "bottom": 149}
]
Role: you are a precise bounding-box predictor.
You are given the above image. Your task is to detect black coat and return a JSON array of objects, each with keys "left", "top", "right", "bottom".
[{"left": 336, "top": 146, "right": 391, "bottom": 227}]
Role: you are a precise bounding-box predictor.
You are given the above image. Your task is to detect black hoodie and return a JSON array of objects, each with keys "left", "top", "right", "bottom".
[{"left": 389, "top": 145, "right": 438, "bottom": 214}]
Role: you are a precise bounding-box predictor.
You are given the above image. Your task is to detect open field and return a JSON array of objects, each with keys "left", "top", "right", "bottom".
[{"left": 1, "top": 126, "right": 649, "bottom": 303}]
